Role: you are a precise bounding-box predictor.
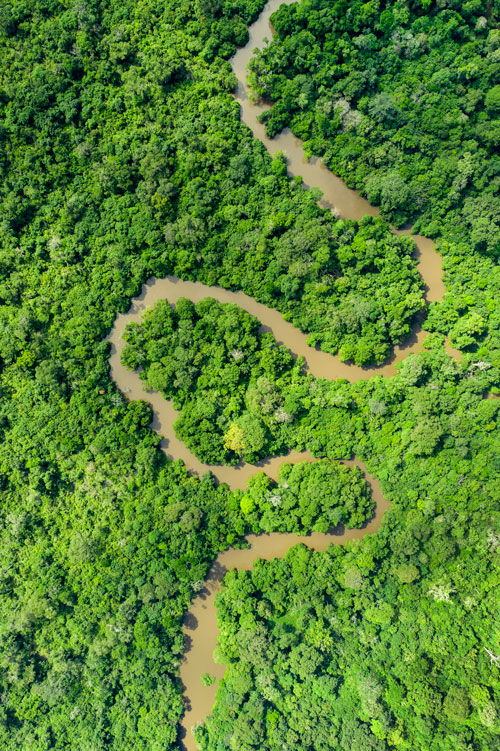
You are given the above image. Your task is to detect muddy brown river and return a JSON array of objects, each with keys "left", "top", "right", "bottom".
[
  {"left": 106, "top": 1, "right": 455, "bottom": 747},
  {"left": 178, "top": 457, "right": 390, "bottom": 747},
  {"left": 232, "top": 0, "right": 446, "bottom": 306}
]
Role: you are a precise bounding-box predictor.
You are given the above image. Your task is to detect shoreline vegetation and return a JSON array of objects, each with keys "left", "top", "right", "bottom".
[
  {"left": 108, "top": 276, "right": 457, "bottom": 490},
  {"left": 0, "top": 1, "right": 498, "bottom": 751}
]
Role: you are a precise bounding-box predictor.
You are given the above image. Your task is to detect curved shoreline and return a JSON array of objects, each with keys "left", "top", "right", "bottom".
[
  {"left": 106, "top": 278, "right": 399, "bottom": 749},
  {"left": 231, "top": 0, "right": 447, "bottom": 306},
  {"left": 107, "top": 273, "right": 458, "bottom": 492},
  {"left": 105, "top": 0, "right": 457, "bottom": 494},
  {"left": 106, "top": 2, "right": 457, "bottom": 748},
  {"left": 178, "top": 455, "right": 390, "bottom": 748}
]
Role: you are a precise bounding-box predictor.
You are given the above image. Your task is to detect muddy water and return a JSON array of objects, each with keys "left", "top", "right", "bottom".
[
  {"left": 108, "top": 276, "right": 398, "bottom": 490},
  {"left": 179, "top": 456, "right": 389, "bottom": 746},
  {"left": 107, "top": 274, "right": 458, "bottom": 489},
  {"left": 106, "top": 2, "right": 456, "bottom": 747},
  {"left": 231, "top": 0, "right": 446, "bottom": 304},
  {"left": 106, "top": 277, "right": 400, "bottom": 749}
]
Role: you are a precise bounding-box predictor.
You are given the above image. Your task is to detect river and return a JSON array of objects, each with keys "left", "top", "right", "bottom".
[
  {"left": 178, "top": 456, "right": 390, "bottom": 747},
  {"left": 106, "top": 1, "right": 454, "bottom": 748},
  {"left": 231, "top": 0, "right": 446, "bottom": 307}
]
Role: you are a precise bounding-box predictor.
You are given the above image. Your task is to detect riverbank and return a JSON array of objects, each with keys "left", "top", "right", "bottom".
[{"left": 105, "top": 3, "right": 458, "bottom": 748}]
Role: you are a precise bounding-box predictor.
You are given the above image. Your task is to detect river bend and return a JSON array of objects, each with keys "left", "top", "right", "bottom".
[{"left": 105, "top": 1, "right": 455, "bottom": 748}]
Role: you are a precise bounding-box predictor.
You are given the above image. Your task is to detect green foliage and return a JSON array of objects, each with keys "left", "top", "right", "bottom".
[
  {"left": 195, "top": 345, "right": 500, "bottom": 751},
  {"left": 251, "top": 0, "right": 499, "bottom": 241},
  {"left": 443, "top": 686, "right": 471, "bottom": 722},
  {"left": 239, "top": 460, "right": 374, "bottom": 533},
  {"left": 201, "top": 673, "right": 216, "bottom": 686},
  {"left": 0, "top": 0, "right": 426, "bottom": 369},
  {"left": 122, "top": 297, "right": 296, "bottom": 463},
  {"left": 394, "top": 563, "right": 419, "bottom": 583},
  {"left": 199, "top": 488, "right": 500, "bottom": 751},
  {"left": 485, "top": 85, "right": 500, "bottom": 116},
  {"left": 0, "top": 0, "right": 499, "bottom": 750},
  {"left": 249, "top": 0, "right": 500, "bottom": 358}
]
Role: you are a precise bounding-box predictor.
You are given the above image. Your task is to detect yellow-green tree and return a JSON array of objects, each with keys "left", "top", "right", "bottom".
[{"left": 223, "top": 423, "right": 246, "bottom": 455}]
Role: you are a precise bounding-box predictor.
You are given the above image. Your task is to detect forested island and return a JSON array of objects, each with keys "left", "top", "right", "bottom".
[{"left": 0, "top": 1, "right": 499, "bottom": 751}]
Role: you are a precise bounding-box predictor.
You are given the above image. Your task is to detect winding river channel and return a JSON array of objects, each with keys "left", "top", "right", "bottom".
[{"left": 106, "top": 1, "right": 455, "bottom": 748}]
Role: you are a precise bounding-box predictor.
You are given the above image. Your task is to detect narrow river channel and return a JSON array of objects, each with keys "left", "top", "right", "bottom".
[
  {"left": 106, "top": 1, "right": 456, "bottom": 748},
  {"left": 178, "top": 457, "right": 390, "bottom": 748},
  {"left": 231, "top": 0, "right": 447, "bottom": 306}
]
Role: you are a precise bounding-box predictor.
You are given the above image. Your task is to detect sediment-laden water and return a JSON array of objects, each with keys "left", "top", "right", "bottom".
[{"left": 106, "top": 1, "right": 456, "bottom": 747}]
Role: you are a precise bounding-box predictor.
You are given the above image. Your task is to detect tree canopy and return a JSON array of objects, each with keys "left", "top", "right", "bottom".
[{"left": 0, "top": 0, "right": 498, "bottom": 749}]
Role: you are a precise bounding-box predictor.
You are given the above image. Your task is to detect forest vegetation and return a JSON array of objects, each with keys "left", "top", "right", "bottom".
[
  {"left": 0, "top": 0, "right": 498, "bottom": 750},
  {"left": 249, "top": 0, "right": 500, "bottom": 359},
  {"left": 0, "top": 0, "right": 428, "bottom": 367},
  {"left": 121, "top": 297, "right": 300, "bottom": 465}
]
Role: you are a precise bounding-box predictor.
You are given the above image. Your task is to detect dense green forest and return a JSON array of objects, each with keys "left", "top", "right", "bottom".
[
  {"left": 122, "top": 297, "right": 300, "bottom": 464},
  {"left": 198, "top": 521, "right": 500, "bottom": 751},
  {"left": 192, "top": 337, "right": 500, "bottom": 751},
  {"left": 249, "top": 0, "right": 500, "bottom": 358},
  {"left": 0, "top": 0, "right": 427, "bottom": 366},
  {"left": 240, "top": 459, "right": 374, "bottom": 532},
  {"left": 250, "top": 0, "right": 500, "bottom": 242},
  {"left": 0, "top": 0, "right": 499, "bottom": 750}
]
